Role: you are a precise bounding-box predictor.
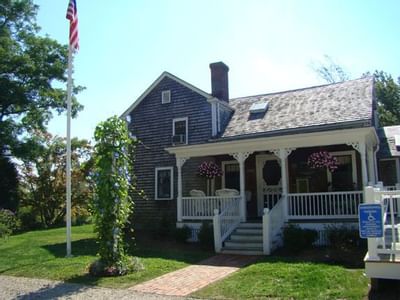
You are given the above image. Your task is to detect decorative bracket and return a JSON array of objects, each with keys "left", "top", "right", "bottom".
[
  {"left": 176, "top": 157, "right": 189, "bottom": 169},
  {"left": 346, "top": 141, "right": 360, "bottom": 153},
  {"left": 271, "top": 148, "right": 295, "bottom": 160},
  {"left": 230, "top": 152, "right": 252, "bottom": 164}
]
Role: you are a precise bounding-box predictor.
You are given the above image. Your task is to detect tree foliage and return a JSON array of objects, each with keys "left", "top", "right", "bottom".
[
  {"left": 0, "top": 0, "right": 83, "bottom": 158},
  {"left": 91, "top": 116, "right": 139, "bottom": 276},
  {"left": 311, "top": 55, "right": 349, "bottom": 84},
  {"left": 0, "top": 155, "right": 19, "bottom": 211},
  {"left": 18, "top": 131, "right": 92, "bottom": 228}
]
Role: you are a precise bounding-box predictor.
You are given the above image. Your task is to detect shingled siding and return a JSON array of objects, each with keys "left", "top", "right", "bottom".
[{"left": 128, "top": 76, "right": 213, "bottom": 229}]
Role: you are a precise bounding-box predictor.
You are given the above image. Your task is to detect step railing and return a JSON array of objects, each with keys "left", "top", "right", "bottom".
[
  {"left": 182, "top": 196, "right": 241, "bottom": 220},
  {"left": 213, "top": 196, "right": 241, "bottom": 253},
  {"left": 262, "top": 196, "right": 285, "bottom": 255},
  {"left": 365, "top": 186, "right": 400, "bottom": 260},
  {"left": 288, "top": 191, "right": 363, "bottom": 219}
]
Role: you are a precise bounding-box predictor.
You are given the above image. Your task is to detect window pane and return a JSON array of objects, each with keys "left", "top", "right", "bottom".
[
  {"left": 379, "top": 160, "right": 397, "bottom": 186},
  {"left": 157, "top": 169, "right": 171, "bottom": 198},
  {"left": 224, "top": 163, "right": 240, "bottom": 190},
  {"left": 174, "top": 121, "right": 186, "bottom": 135}
]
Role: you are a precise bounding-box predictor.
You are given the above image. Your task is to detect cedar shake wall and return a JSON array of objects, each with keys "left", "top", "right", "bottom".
[{"left": 128, "top": 77, "right": 213, "bottom": 228}]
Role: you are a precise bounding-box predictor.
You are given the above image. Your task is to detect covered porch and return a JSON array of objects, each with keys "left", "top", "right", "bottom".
[{"left": 168, "top": 127, "right": 378, "bottom": 224}]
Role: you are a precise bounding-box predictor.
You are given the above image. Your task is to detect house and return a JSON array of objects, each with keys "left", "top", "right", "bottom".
[{"left": 122, "top": 62, "right": 398, "bottom": 255}]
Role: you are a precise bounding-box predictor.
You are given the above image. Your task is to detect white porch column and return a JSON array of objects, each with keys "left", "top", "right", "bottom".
[
  {"left": 348, "top": 141, "right": 368, "bottom": 188},
  {"left": 176, "top": 157, "right": 188, "bottom": 222},
  {"left": 272, "top": 148, "right": 294, "bottom": 221},
  {"left": 230, "top": 152, "right": 252, "bottom": 222},
  {"left": 367, "top": 144, "right": 376, "bottom": 184}
]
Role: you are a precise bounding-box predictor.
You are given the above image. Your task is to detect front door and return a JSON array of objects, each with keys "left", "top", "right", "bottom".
[{"left": 256, "top": 154, "right": 282, "bottom": 216}]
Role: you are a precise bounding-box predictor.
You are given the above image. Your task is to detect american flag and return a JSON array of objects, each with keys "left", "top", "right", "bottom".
[{"left": 66, "top": 0, "right": 79, "bottom": 51}]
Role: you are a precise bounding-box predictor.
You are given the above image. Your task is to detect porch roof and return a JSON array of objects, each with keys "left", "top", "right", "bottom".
[
  {"left": 221, "top": 77, "right": 374, "bottom": 139},
  {"left": 377, "top": 125, "right": 400, "bottom": 158}
]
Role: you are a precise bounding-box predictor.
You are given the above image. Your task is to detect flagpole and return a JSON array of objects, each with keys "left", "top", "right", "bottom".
[{"left": 66, "top": 44, "right": 73, "bottom": 257}]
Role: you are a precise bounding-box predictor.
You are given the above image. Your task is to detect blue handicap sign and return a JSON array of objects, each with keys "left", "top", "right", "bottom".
[{"left": 359, "top": 204, "right": 383, "bottom": 238}]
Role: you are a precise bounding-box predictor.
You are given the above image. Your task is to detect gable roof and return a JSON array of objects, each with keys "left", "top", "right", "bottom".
[
  {"left": 377, "top": 125, "right": 400, "bottom": 158},
  {"left": 121, "top": 71, "right": 212, "bottom": 118},
  {"left": 221, "top": 77, "right": 374, "bottom": 139}
]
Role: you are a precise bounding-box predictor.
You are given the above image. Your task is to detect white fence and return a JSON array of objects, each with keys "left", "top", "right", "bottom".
[
  {"left": 182, "top": 196, "right": 241, "bottom": 220},
  {"left": 288, "top": 191, "right": 363, "bottom": 219},
  {"left": 262, "top": 196, "right": 285, "bottom": 254}
]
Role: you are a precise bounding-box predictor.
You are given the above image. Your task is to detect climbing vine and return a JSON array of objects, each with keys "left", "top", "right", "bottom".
[{"left": 90, "top": 116, "right": 141, "bottom": 276}]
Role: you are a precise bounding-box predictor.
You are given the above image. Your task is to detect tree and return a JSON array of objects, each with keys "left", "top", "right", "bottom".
[
  {"left": 18, "top": 131, "right": 92, "bottom": 227},
  {"left": 312, "top": 56, "right": 400, "bottom": 126},
  {"left": 0, "top": 0, "right": 83, "bottom": 158},
  {"left": 0, "top": 155, "right": 19, "bottom": 211},
  {"left": 90, "top": 116, "right": 141, "bottom": 276}
]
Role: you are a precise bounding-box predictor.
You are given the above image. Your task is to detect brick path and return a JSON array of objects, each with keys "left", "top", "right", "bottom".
[{"left": 130, "top": 254, "right": 258, "bottom": 296}]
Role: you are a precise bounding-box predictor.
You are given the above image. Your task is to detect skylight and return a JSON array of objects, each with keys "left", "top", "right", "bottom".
[{"left": 249, "top": 101, "right": 269, "bottom": 114}]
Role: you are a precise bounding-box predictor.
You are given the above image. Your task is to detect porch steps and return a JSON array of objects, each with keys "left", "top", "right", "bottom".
[{"left": 221, "top": 222, "right": 264, "bottom": 255}]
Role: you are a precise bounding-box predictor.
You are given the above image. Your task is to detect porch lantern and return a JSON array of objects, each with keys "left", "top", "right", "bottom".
[
  {"left": 307, "top": 151, "right": 339, "bottom": 173},
  {"left": 198, "top": 161, "right": 223, "bottom": 196}
]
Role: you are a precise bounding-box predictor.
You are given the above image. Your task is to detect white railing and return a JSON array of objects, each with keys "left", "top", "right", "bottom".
[
  {"left": 263, "top": 196, "right": 285, "bottom": 255},
  {"left": 288, "top": 191, "right": 363, "bottom": 219},
  {"left": 365, "top": 187, "right": 400, "bottom": 260},
  {"left": 213, "top": 197, "right": 241, "bottom": 252},
  {"left": 182, "top": 196, "right": 241, "bottom": 220}
]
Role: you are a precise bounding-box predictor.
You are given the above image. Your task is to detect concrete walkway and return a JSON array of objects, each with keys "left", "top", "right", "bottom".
[{"left": 130, "top": 254, "right": 259, "bottom": 296}]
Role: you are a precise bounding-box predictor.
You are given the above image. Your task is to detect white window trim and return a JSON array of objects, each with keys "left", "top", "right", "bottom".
[
  {"left": 326, "top": 150, "right": 358, "bottom": 186},
  {"left": 172, "top": 117, "right": 188, "bottom": 145},
  {"left": 161, "top": 90, "right": 171, "bottom": 104},
  {"left": 221, "top": 160, "right": 239, "bottom": 188},
  {"left": 155, "top": 167, "right": 174, "bottom": 200}
]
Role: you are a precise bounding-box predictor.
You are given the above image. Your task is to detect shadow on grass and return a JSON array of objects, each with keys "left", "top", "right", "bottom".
[{"left": 42, "top": 238, "right": 97, "bottom": 257}]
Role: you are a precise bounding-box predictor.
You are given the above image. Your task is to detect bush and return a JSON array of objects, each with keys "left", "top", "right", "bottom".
[
  {"left": 17, "top": 206, "right": 42, "bottom": 231},
  {"left": 0, "top": 209, "right": 20, "bottom": 238},
  {"left": 198, "top": 222, "right": 214, "bottom": 250},
  {"left": 174, "top": 226, "right": 191, "bottom": 243},
  {"left": 89, "top": 256, "right": 144, "bottom": 277},
  {"left": 155, "top": 214, "right": 174, "bottom": 238},
  {"left": 326, "top": 225, "right": 366, "bottom": 250},
  {"left": 283, "top": 224, "right": 318, "bottom": 252}
]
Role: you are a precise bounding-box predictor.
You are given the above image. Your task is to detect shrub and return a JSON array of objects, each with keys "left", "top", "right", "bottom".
[
  {"left": 326, "top": 225, "right": 366, "bottom": 250},
  {"left": 155, "top": 214, "right": 173, "bottom": 238},
  {"left": 283, "top": 224, "right": 318, "bottom": 252},
  {"left": 174, "top": 226, "right": 191, "bottom": 243},
  {"left": 0, "top": 209, "right": 20, "bottom": 238},
  {"left": 17, "top": 206, "right": 42, "bottom": 231},
  {"left": 198, "top": 222, "right": 214, "bottom": 250},
  {"left": 89, "top": 256, "right": 144, "bottom": 277}
]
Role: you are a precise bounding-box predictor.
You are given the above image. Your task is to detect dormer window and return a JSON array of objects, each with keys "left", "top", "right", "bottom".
[
  {"left": 161, "top": 90, "right": 171, "bottom": 104},
  {"left": 172, "top": 117, "right": 188, "bottom": 145}
]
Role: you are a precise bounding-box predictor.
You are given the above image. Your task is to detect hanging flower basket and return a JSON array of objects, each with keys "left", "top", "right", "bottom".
[
  {"left": 198, "top": 161, "right": 223, "bottom": 179},
  {"left": 307, "top": 151, "right": 338, "bottom": 173}
]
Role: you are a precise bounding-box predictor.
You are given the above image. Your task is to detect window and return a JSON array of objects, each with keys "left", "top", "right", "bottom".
[
  {"left": 222, "top": 161, "right": 240, "bottom": 190},
  {"left": 161, "top": 90, "right": 171, "bottom": 104},
  {"left": 379, "top": 159, "right": 399, "bottom": 186},
  {"left": 155, "top": 167, "right": 173, "bottom": 200},
  {"left": 172, "top": 117, "right": 188, "bottom": 145},
  {"left": 327, "top": 151, "right": 357, "bottom": 191}
]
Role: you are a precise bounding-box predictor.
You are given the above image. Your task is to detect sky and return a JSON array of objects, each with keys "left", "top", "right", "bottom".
[{"left": 34, "top": 0, "right": 400, "bottom": 142}]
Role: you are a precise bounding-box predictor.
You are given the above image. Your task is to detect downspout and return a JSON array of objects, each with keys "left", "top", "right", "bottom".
[{"left": 373, "top": 129, "right": 380, "bottom": 185}]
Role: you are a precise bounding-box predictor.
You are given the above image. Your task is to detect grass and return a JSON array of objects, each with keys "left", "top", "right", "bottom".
[
  {"left": 0, "top": 224, "right": 212, "bottom": 288},
  {"left": 193, "top": 253, "right": 370, "bottom": 300}
]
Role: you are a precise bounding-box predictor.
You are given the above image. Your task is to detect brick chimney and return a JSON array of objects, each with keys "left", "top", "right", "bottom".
[{"left": 210, "top": 62, "right": 229, "bottom": 102}]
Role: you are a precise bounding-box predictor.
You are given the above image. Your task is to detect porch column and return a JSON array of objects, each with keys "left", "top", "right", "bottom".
[
  {"left": 273, "top": 148, "right": 295, "bottom": 221},
  {"left": 348, "top": 141, "right": 368, "bottom": 188},
  {"left": 367, "top": 144, "right": 376, "bottom": 184},
  {"left": 231, "top": 152, "right": 252, "bottom": 222},
  {"left": 176, "top": 156, "right": 188, "bottom": 222}
]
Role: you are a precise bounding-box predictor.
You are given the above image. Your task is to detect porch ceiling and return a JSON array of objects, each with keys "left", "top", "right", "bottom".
[{"left": 166, "top": 127, "right": 378, "bottom": 158}]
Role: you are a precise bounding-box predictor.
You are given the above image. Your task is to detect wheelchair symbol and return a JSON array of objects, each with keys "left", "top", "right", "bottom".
[{"left": 367, "top": 213, "right": 376, "bottom": 221}]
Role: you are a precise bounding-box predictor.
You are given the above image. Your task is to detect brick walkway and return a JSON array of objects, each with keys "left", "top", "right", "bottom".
[{"left": 130, "top": 254, "right": 258, "bottom": 296}]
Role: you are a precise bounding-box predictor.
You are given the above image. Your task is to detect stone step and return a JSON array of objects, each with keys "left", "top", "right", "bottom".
[
  {"left": 224, "top": 241, "right": 263, "bottom": 249},
  {"left": 230, "top": 234, "right": 263, "bottom": 242},
  {"left": 220, "top": 248, "right": 264, "bottom": 255},
  {"left": 235, "top": 228, "right": 263, "bottom": 235}
]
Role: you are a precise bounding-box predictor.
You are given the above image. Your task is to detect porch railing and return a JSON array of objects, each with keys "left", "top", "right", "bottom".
[
  {"left": 213, "top": 196, "right": 241, "bottom": 252},
  {"left": 263, "top": 196, "right": 285, "bottom": 254},
  {"left": 288, "top": 191, "right": 363, "bottom": 219},
  {"left": 182, "top": 196, "right": 242, "bottom": 220}
]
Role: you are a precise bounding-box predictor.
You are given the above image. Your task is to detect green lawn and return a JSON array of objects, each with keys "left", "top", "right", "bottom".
[
  {"left": 193, "top": 256, "right": 369, "bottom": 300},
  {"left": 0, "top": 224, "right": 211, "bottom": 288}
]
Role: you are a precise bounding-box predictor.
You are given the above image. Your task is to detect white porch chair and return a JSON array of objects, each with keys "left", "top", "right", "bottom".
[
  {"left": 189, "top": 189, "right": 206, "bottom": 216},
  {"left": 189, "top": 189, "right": 206, "bottom": 197},
  {"left": 215, "top": 188, "right": 239, "bottom": 196}
]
